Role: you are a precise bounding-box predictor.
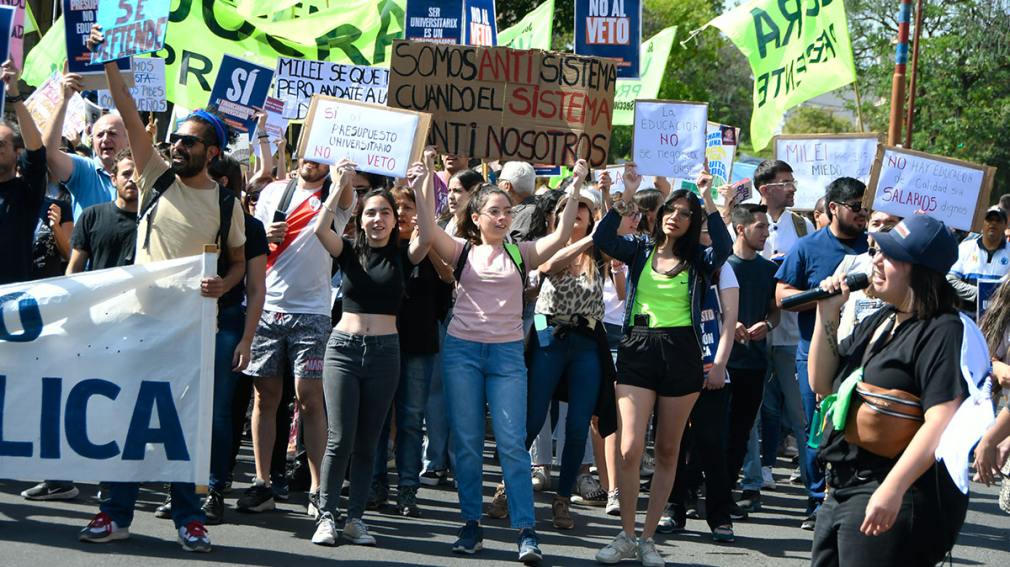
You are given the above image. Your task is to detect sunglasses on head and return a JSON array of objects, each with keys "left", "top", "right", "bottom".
[{"left": 169, "top": 133, "right": 208, "bottom": 148}]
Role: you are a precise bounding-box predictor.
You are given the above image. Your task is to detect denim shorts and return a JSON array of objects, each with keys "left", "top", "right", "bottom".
[{"left": 246, "top": 310, "right": 330, "bottom": 380}]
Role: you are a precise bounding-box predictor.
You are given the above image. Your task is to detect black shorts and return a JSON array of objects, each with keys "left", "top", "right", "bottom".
[{"left": 616, "top": 326, "right": 704, "bottom": 397}]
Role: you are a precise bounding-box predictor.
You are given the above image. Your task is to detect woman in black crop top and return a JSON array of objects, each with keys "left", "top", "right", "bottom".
[{"left": 310, "top": 159, "right": 433, "bottom": 547}]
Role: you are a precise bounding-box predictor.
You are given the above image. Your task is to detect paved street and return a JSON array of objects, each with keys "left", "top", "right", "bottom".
[{"left": 1, "top": 445, "right": 1008, "bottom": 566}]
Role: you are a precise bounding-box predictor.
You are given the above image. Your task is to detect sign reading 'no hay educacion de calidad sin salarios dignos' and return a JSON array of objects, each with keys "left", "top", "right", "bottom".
[
  {"left": 386, "top": 40, "right": 617, "bottom": 168},
  {"left": 864, "top": 145, "right": 997, "bottom": 233}
]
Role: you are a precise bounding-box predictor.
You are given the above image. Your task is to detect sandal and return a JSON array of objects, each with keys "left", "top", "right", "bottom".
[{"left": 712, "top": 524, "right": 735, "bottom": 543}]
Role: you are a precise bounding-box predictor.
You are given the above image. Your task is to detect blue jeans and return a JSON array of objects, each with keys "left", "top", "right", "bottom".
[
  {"left": 740, "top": 423, "right": 763, "bottom": 491},
  {"left": 442, "top": 335, "right": 535, "bottom": 529},
  {"left": 101, "top": 482, "right": 204, "bottom": 529},
  {"left": 423, "top": 317, "right": 451, "bottom": 473},
  {"left": 760, "top": 345, "right": 817, "bottom": 497},
  {"left": 209, "top": 304, "right": 244, "bottom": 493},
  {"left": 525, "top": 329, "right": 601, "bottom": 497},
  {"left": 795, "top": 338, "right": 825, "bottom": 500},
  {"left": 374, "top": 352, "right": 436, "bottom": 489}
]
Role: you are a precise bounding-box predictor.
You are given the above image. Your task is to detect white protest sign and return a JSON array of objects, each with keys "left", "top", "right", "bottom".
[
  {"left": 0, "top": 255, "right": 214, "bottom": 483},
  {"left": 97, "top": 57, "right": 167, "bottom": 112},
  {"left": 632, "top": 100, "right": 707, "bottom": 178},
  {"left": 25, "top": 73, "right": 86, "bottom": 139},
  {"left": 866, "top": 146, "right": 995, "bottom": 232},
  {"left": 253, "top": 96, "right": 289, "bottom": 159},
  {"left": 274, "top": 57, "right": 389, "bottom": 121},
  {"left": 774, "top": 134, "right": 879, "bottom": 210},
  {"left": 297, "top": 96, "right": 431, "bottom": 178},
  {"left": 673, "top": 121, "right": 740, "bottom": 201}
]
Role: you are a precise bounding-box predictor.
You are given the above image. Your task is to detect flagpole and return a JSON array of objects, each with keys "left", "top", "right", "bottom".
[
  {"left": 903, "top": 0, "right": 924, "bottom": 149},
  {"left": 887, "top": 0, "right": 913, "bottom": 146}
]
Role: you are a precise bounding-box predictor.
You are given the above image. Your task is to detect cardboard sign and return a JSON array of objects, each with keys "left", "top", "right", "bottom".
[
  {"left": 387, "top": 41, "right": 617, "bottom": 168},
  {"left": 297, "top": 96, "right": 432, "bottom": 178},
  {"left": 405, "top": 0, "right": 463, "bottom": 44},
  {"left": 253, "top": 96, "right": 289, "bottom": 159},
  {"left": 865, "top": 146, "right": 997, "bottom": 232},
  {"left": 0, "top": 0, "right": 22, "bottom": 69},
  {"left": 209, "top": 55, "right": 274, "bottom": 134},
  {"left": 90, "top": 0, "right": 169, "bottom": 64},
  {"left": 574, "top": 0, "right": 641, "bottom": 79},
  {"left": 774, "top": 134, "right": 880, "bottom": 210},
  {"left": 25, "top": 72, "right": 86, "bottom": 139},
  {"left": 274, "top": 57, "right": 388, "bottom": 122},
  {"left": 97, "top": 57, "right": 166, "bottom": 112},
  {"left": 62, "top": 0, "right": 132, "bottom": 90},
  {"left": 632, "top": 100, "right": 708, "bottom": 178},
  {"left": 462, "top": 0, "right": 497, "bottom": 46}
]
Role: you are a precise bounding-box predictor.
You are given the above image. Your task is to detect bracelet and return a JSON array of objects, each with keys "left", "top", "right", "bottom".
[
  {"left": 765, "top": 319, "right": 775, "bottom": 331},
  {"left": 6, "top": 94, "right": 23, "bottom": 104},
  {"left": 257, "top": 134, "right": 269, "bottom": 140}
]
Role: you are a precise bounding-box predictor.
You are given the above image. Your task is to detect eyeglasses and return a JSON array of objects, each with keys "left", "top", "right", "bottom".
[
  {"left": 763, "top": 181, "right": 796, "bottom": 190},
  {"left": 169, "top": 133, "right": 208, "bottom": 148},
  {"left": 481, "top": 208, "right": 513, "bottom": 219},
  {"left": 665, "top": 207, "right": 692, "bottom": 221},
  {"left": 867, "top": 246, "right": 880, "bottom": 257},
  {"left": 834, "top": 201, "right": 867, "bottom": 214}
]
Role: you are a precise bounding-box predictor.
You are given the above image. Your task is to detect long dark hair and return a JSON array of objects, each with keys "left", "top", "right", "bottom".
[
  {"left": 354, "top": 188, "right": 399, "bottom": 266},
  {"left": 906, "top": 264, "right": 957, "bottom": 320},
  {"left": 979, "top": 277, "right": 1010, "bottom": 354},
  {"left": 460, "top": 185, "right": 511, "bottom": 245},
  {"left": 651, "top": 189, "right": 703, "bottom": 261},
  {"left": 634, "top": 188, "right": 662, "bottom": 232}
]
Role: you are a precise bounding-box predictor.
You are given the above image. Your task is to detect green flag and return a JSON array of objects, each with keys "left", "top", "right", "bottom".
[
  {"left": 612, "top": 26, "right": 677, "bottom": 126},
  {"left": 708, "top": 0, "right": 857, "bottom": 151},
  {"left": 497, "top": 0, "right": 554, "bottom": 50}
]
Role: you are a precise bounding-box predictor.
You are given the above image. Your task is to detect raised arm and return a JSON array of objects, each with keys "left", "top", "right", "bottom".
[
  {"left": 314, "top": 159, "right": 355, "bottom": 258},
  {"left": 88, "top": 25, "right": 153, "bottom": 171},
  {"left": 538, "top": 234, "right": 594, "bottom": 276},
  {"left": 4, "top": 62, "right": 41, "bottom": 151},
  {"left": 528, "top": 159, "right": 588, "bottom": 267},
  {"left": 249, "top": 112, "right": 274, "bottom": 185},
  {"left": 415, "top": 147, "right": 459, "bottom": 264},
  {"left": 406, "top": 160, "right": 433, "bottom": 264},
  {"left": 41, "top": 71, "right": 81, "bottom": 182}
]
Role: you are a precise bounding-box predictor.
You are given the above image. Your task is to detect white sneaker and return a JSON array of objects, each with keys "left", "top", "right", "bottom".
[
  {"left": 595, "top": 530, "right": 637, "bottom": 564},
  {"left": 531, "top": 466, "right": 550, "bottom": 492},
  {"left": 605, "top": 489, "right": 621, "bottom": 516},
  {"left": 640, "top": 452, "right": 655, "bottom": 477},
  {"left": 789, "top": 467, "right": 803, "bottom": 485},
  {"left": 638, "top": 537, "right": 666, "bottom": 567},
  {"left": 761, "top": 466, "right": 776, "bottom": 490},
  {"left": 342, "top": 517, "right": 376, "bottom": 546},
  {"left": 311, "top": 511, "right": 338, "bottom": 546}
]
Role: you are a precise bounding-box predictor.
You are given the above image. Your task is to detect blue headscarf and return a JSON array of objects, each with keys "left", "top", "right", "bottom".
[{"left": 187, "top": 109, "right": 229, "bottom": 151}]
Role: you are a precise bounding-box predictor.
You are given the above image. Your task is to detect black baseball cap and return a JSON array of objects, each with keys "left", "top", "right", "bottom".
[
  {"left": 985, "top": 206, "right": 1007, "bottom": 223},
  {"left": 871, "top": 215, "right": 958, "bottom": 275}
]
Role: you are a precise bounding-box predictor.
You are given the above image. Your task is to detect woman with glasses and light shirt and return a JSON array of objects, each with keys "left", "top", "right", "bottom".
[
  {"left": 419, "top": 159, "right": 589, "bottom": 563},
  {"left": 592, "top": 163, "right": 732, "bottom": 567}
]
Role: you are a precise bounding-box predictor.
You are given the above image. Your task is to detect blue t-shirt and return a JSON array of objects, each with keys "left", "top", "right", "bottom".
[
  {"left": 775, "top": 228, "right": 868, "bottom": 341},
  {"left": 67, "top": 154, "right": 116, "bottom": 220}
]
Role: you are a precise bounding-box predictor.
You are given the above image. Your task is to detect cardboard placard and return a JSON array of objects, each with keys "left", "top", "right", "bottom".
[
  {"left": 632, "top": 100, "right": 708, "bottom": 178},
  {"left": 253, "top": 96, "right": 289, "bottom": 159},
  {"left": 773, "top": 133, "right": 880, "bottom": 210},
  {"left": 405, "top": 0, "right": 463, "bottom": 44},
  {"left": 297, "top": 96, "right": 432, "bottom": 179},
  {"left": 97, "top": 57, "right": 166, "bottom": 112},
  {"left": 62, "top": 0, "right": 132, "bottom": 90},
  {"left": 209, "top": 55, "right": 274, "bottom": 134},
  {"left": 864, "top": 145, "right": 996, "bottom": 232},
  {"left": 274, "top": 57, "right": 388, "bottom": 122},
  {"left": 90, "top": 0, "right": 169, "bottom": 64},
  {"left": 387, "top": 40, "right": 617, "bottom": 168},
  {"left": 574, "top": 0, "right": 641, "bottom": 79}
]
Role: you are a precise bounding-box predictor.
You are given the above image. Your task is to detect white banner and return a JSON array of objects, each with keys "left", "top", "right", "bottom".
[
  {"left": 774, "top": 134, "right": 879, "bottom": 210},
  {"left": 0, "top": 255, "right": 215, "bottom": 484}
]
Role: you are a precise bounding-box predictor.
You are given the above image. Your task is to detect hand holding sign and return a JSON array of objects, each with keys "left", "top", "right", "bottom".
[
  {"left": 90, "top": 0, "right": 170, "bottom": 64},
  {"left": 622, "top": 162, "right": 642, "bottom": 195},
  {"left": 633, "top": 100, "right": 708, "bottom": 178}
]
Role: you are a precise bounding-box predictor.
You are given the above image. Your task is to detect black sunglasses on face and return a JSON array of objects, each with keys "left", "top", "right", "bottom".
[
  {"left": 834, "top": 201, "right": 866, "bottom": 214},
  {"left": 169, "top": 133, "right": 208, "bottom": 148}
]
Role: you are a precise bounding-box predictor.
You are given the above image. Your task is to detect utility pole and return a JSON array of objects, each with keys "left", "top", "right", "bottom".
[
  {"left": 887, "top": 0, "right": 914, "bottom": 145},
  {"left": 903, "top": 0, "right": 925, "bottom": 149}
]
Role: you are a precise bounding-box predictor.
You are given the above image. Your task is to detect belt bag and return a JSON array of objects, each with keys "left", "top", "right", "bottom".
[{"left": 843, "top": 382, "right": 923, "bottom": 459}]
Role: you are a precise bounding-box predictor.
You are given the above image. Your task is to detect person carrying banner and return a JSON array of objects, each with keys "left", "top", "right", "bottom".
[
  {"left": 592, "top": 163, "right": 732, "bottom": 566},
  {"left": 807, "top": 215, "right": 970, "bottom": 566},
  {"left": 77, "top": 25, "right": 246, "bottom": 553},
  {"left": 66, "top": 149, "right": 139, "bottom": 273}
]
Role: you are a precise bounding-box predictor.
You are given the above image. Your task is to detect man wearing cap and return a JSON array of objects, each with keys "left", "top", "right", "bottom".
[
  {"left": 76, "top": 25, "right": 246, "bottom": 553},
  {"left": 947, "top": 206, "right": 1010, "bottom": 315}
]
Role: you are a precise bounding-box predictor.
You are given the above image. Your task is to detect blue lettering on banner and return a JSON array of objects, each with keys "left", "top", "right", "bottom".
[
  {"left": 0, "top": 375, "right": 32, "bottom": 457},
  {"left": 0, "top": 291, "right": 43, "bottom": 342}
]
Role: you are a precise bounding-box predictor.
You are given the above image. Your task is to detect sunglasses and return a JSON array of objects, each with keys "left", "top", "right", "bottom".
[
  {"left": 169, "top": 133, "right": 208, "bottom": 148},
  {"left": 834, "top": 201, "right": 867, "bottom": 214}
]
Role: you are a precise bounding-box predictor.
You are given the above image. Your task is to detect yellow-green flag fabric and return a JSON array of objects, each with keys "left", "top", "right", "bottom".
[
  {"left": 708, "top": 0, "right": 857, "bottom": 151},
  {"left": 612, "top": 26, "right": 677, "bottom": 126},
  {"left": 23, "top": 0, "right": 406, "bottom": 111},
  {"left": 497, "top": 0, "right": 554, "bottom": 50},
  {"left": 24, "top": 1, "right": 38, "bottom": 35}
]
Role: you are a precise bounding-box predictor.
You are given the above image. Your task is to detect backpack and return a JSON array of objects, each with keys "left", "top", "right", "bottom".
[
  {"left": 136, "top": 168, "right": 236, "bottom": 276},
  {"left": 453, "top": 241, "right": 527, "bottom": 289},
  {"left": 790, "top": 210, "right": 809, "bottom": 238}
]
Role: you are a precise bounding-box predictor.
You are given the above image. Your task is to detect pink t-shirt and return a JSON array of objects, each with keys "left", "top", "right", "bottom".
[{"left": 447, "top": 237, "right": 537, "bottom": 344}]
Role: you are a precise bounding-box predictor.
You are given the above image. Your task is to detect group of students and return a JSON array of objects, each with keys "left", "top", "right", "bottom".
[{"left": 3, "top": 24, "right": 1010, "bottom": 567}]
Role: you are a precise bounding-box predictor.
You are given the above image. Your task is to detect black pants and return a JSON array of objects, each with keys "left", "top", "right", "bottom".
[
  {"left": 670, "top": 385, "right": 732, "bottom": 529},
  {"left": 725, "top": 366, "right": 766, "bottom": 490},
  {"left": 811, "top": 468, "right": 967, "bottom": 567}
]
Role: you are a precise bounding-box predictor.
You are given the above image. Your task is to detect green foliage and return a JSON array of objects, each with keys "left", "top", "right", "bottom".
[{"left": 783, "top": 107, "right": 854, "bottom": 136}]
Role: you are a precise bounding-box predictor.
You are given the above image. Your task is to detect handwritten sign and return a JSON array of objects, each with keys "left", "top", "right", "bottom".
[
  {"left": 387, "top": 41, "right": 617, "bottom": 168},
  {"left": 209, "top": 55, "right": 274, "bottom": 134},
  {"left": 462, "top": 0, "right": 497, "bottom": 46},
  {"left": 865, "top": 146, "right": 996, "bottom": 232},
  {"left": 574, "top": 0, "right": 641, "bottom": 79},
  {"left": 405, "top": 0, "right": 462, "bottom": 44},
  {"left": 253, "top": 96, "right": 289, "bottom": 159},
  {"left": 90, "top": 0, "right": 169, "bottom": 64},
  {"left": 274, "top": 57, "right": 388, "bottom": 122},
  {"left": 0, "top": 0, "right": 22, "bottom": 68},
  {"left": 97, "top": 57, "right": 166, "bottom": 112},
  {"left": 674, "top": 121, "right": 740, "bottom": 199},
  {"left": 62, "top": 0, "right": 132, "bottom": 90},
  {"left": 297, "top": 96, "right": 432, "bottom": 178},
  {"left": 632, "top": 100, "right": 707, "bottom": 178},
  {"left": 774, "top": 134, "right": 879, "bottom": 210},
  {"left": 25, "top": 73, "right": 87, "bottom": 139}
]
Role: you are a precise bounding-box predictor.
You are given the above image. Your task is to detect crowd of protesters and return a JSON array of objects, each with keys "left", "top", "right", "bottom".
[{"left": 1, "top": 23, "right": 1009, "bottom": 567}]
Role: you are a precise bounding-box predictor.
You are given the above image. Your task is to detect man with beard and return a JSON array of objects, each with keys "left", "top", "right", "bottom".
[
  {"left": 76, "top": 25, "right": 245, "bottom": 554},
  {"left": 238, "top": 158, "right": 351, "bottom": 523},
  {"left": 775, "top": 177, "right": 869, "bottom": 532},
  {"left": 43, "top": 72, "right": 128, "bottom": 220},
  {"left": 65, "top": 149, "right": 139, "bottom": 273}
]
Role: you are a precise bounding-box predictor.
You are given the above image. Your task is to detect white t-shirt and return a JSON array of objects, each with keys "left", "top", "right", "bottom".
[
  {"left": 603, "top": 263, "right": 627, "bottom": 326},
  {"left": 716, "top": 262, "right": 739, "bottom": 384},
  {"left": 254, "top": 180, "right": 345, "bottom": 316},
  {"left": 762, "top": 209, "right": 814, "bottom": 346}
]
